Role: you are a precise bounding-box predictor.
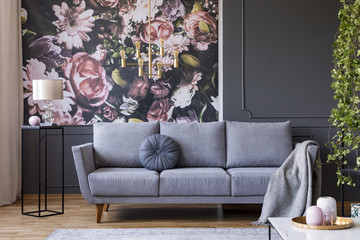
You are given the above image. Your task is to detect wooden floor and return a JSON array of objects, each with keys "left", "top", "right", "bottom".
[{"left": 0, "top": 194, "right": 355, "bottom": 240}]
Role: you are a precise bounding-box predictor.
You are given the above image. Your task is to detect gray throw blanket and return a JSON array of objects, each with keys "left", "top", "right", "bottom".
[{"left": 253, "top": 140, "right": 321, "bottom": 225}]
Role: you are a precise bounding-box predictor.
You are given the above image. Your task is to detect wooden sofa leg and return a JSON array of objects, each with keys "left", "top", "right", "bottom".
[
  {"left": 96, "top": 204, "right": 104, "bottom": 223},
  {"left": 104, "top": 204, "right": 110, "bottom": 212}
]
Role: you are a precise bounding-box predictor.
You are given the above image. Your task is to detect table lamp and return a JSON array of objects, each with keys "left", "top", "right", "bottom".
[{"left": 32, "top": 79, "right": 63, "bottom": 126}]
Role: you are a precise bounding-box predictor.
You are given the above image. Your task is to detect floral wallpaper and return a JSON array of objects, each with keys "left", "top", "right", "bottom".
[{"left": 21, "top": 0, "right": 219, "bottom": 125}]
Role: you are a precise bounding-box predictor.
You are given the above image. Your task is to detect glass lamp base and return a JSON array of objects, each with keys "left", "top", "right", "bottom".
[{"left": 42, "top": 101, "right": 55, "bottom": 124}]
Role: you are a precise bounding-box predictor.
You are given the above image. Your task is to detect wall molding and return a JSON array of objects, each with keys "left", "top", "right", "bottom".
[
  {"left": 219, "top": 0, "right": 224, "bottom": 121},
  {"left": 240, "top": 0, "right": 329, "bottom": 120},
  {"left": 47, "top": 185, "right": 79, "bottom": 189}
]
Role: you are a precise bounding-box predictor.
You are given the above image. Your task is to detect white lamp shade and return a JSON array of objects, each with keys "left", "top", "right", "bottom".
[{"left": 32, "top": 79, "right": 63, "bottom": 100}]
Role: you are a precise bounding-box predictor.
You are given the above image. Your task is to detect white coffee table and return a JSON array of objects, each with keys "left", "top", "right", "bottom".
[{"left": 268, "top": 217, "right": 360, "bottom": 240}]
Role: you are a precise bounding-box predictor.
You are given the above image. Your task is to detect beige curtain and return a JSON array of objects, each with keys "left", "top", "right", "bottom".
[{"left": 0, "top": 0, "right": 22, "bottom": 206}]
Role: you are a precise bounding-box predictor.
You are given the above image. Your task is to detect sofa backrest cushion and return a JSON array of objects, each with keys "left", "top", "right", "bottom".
[
  {"left": 160, "top": 121, "right": 226, "bottom": 167},
  {"left": 93, "top": 122, "right": 160, "bottom": 167},
  {"left": 226, "top": 121, "right": 293, "bottom": 168}
]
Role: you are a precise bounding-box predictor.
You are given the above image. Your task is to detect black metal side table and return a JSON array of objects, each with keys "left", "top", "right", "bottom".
[{"left": 21, "top": 125, "right": 64, "bottom": 217}]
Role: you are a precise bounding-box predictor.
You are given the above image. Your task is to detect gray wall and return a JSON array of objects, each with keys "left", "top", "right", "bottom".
[
  {"left": 23, "top": 0, "right": 360, "bottom": 200},
  {"left": 224, "top": 0, "right": 360, "bottom": 200},
  {"left": 22, "top": 127, "right": 93, "bottom": 194}
]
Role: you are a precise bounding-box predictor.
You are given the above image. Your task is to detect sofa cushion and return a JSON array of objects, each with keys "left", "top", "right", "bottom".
[
  {"left": 88, "top": 168, "right": 159, "bottom": 196},
  {"left": 226, "top": 121, "right": 293, "bottom": 168},
  {"left": 139, "top": 134, "right": 179, "bottom": 172},
  {"left": 227, "top": 168, "right": 277, "bottom": 196},
  {"left": 160, "top": 122, "right": 226, "bottom": 167},
  {"left": 93, "top": 122, "right": 159, "bottom": 167},
  {"left": 160, "top": 168, "right": 230, "bottom": 196}
]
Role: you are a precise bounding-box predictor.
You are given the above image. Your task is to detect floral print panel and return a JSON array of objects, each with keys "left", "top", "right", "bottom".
[{"left": 22, "top": 0, "right": 219, "bottom": 125}]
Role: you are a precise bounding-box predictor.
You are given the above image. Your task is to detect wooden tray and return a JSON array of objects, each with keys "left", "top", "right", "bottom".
[{"left": 292, "top": 216, "right": 353, "bottom": 230}]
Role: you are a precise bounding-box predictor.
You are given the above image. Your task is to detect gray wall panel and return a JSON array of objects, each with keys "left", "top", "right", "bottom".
[
  {"left": 22, "top": 127, "right": 93, "bottom": 194},
  {"left": 244, "top": 0, "right": 337, "bottom": 118},
  {"left": 223, "top": 0, "right": 359, "bottom": 201}
]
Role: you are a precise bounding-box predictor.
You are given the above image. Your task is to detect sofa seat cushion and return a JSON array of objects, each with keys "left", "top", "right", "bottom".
[
  {"left": 160, "top": 122, "right": 226, "bottom": 167},
  {"left": 227, "top": 168, "right": 277, "bottom": 196},
  {"left": 226, "top": 121, "right": 293, "bottom": 168},
  {"left": 88, "top": 168, "right": 159, "bottom": 196},
  {"left": 160, "top": 168, "right": 230, "bottom": 196},
  {"left": 93, "top": 122, "right": 160, "bottom": 168}
]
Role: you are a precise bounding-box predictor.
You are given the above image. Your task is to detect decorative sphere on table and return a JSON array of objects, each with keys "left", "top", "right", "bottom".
[
  {"left": 306, "top": 206, "right": 323, "bottom": 226},
  {"left": 28, "top": 116, "right": 41, "bottom": 126}
]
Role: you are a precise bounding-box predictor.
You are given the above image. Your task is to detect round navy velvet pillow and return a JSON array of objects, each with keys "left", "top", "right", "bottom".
[{"left": 139, "top": 134, "right": 179, "bottom": 172}]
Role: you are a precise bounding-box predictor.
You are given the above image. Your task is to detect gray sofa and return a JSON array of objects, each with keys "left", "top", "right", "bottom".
[{"left": 72, "top": 121, "right": 318, "bottom": 223}]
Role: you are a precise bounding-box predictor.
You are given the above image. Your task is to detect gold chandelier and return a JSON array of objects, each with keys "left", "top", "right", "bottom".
[{"left": 119, "top": 0, "right": 179, "bottom": 79}]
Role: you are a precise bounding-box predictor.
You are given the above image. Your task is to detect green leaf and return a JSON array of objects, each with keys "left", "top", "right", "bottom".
[
  {"left": 94, "top": 114, "right": 104, "bottom": 121},
  {"left": 199, "top": 103, "right": 207, "bottom": 123},
  {"left": 328, "top": 0, "right": 360, "bottom": 187},
  {"left": 111, "top": 69, "right": 128, "bottom": 88},
  {"left": 199, "top": 20, "right": 211, "bottom": 33}
]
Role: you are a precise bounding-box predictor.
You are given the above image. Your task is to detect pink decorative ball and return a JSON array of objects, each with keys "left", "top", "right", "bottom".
[
  {"left": 306, "top": 206, "right": 324, "bottom": 226},
  {"left": 29, "top": 116, "right": 41, "bottom": 126}
]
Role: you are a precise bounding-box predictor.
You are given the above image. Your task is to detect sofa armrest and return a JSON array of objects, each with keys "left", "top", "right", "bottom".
[
  {"left": 295, "top": 142, "right": 319, "bottom": 163},
  {"left": 72, "top": 143, "right": 96, "bottom": 203},
  {"left": 307, "top": 145, "right": 319, "bottom": 164}
]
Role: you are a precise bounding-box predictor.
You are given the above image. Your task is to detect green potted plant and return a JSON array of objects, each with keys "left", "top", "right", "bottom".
[{"left": 328, "top": 0, "right": 360, "bottom": 186}]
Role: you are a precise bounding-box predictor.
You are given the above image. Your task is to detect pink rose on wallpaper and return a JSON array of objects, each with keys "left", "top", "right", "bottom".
[
  {"left": 101, "top": 94, "right": 121, "bottom": 121},
  {"left": 97, "top": 0, "right": 119, "bottom": 8},
  {"left": 62, "top": 52, "right": 110, "bottom": 111},
  {"left": 128, "top": 77, "right": 149, "bottom": 101},
  {"left": 147, "top": 98, "right": 174, "bottom": 122},
  {"left": 137, "top": 17, "right": 174, "bottom": 44},
  {"left": 150, "top": 81, "right": 170, "bottom": 99},
  {"left": 102, "top": 105, "right": 119, "bottom": 121},
  {"left": 184, "top": 11, "right": 217, "bottom": 51},
  {"left": 87, "top": 0, "right": 134, "bottom": 10}
]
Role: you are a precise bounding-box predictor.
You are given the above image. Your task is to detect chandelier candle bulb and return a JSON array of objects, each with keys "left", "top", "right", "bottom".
[
  {"left": 138, "top": 58, "right": 144, "bottom": 77},
  {"left": 174, "top": 59, "right": 179, "bottom": 68},
  {"left": 120, "top": 50, "right": 126, "bottom": 67},
  {"left": 174, "top": 50, "right": 179, "bottom": 68},
  {"left": 135, "top": 41, "right": 141, "bottom": 59},
  {"left": 159, "top": 38, "right": 165, "bottom": 56},
  {"left": 157, "top": 62, "right": 162, "bottom": 79}
]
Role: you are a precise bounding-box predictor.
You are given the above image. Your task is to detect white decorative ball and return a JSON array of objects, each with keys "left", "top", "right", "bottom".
[
  {"left": 29, "top": 116, "right": 41, "bottom": 126},
  {"left": 306, "top": 205, "right": 323, "bottom": 226}
]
